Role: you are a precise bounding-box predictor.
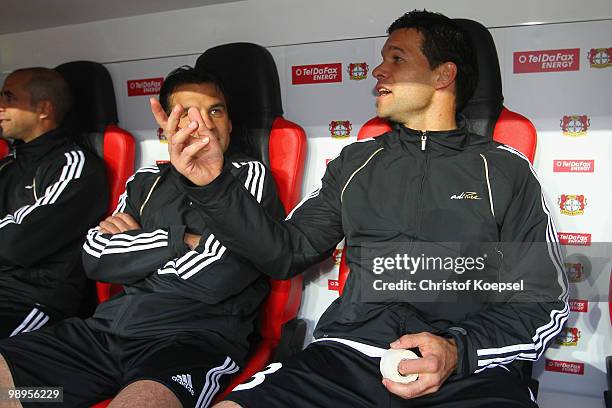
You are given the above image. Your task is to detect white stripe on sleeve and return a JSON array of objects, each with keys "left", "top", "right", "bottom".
[
  {"left": 0, "top": 150, "right": 86, "bottom": 230},
  {"left": 471, "top": 146, "right": 570, "bottom": 373}
]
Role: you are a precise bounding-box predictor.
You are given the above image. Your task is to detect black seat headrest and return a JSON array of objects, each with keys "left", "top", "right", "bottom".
[
  {"left": 55, "top": 61, "right": 119, "bottom": 134},
  {"left": 55, "top": 61, "right": 119, "bottom": 157},
  {"left": 195, "top": 43, "right": 283, "bottom": 164},
  {"left": 455, "top": 19, "right": 503, "bottom": 139}
]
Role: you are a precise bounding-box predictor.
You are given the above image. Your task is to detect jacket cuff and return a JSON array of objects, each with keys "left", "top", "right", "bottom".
[
  {"left": 168, "top": 225, "right": 188, "bottom": 257},
  {"left": 443, "top": 326, "right": 473, "bottom": 380}
]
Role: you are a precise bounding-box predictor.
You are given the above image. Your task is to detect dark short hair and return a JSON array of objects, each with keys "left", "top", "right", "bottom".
[
  {"left": 159, "top": 66, "right": 229, "bottom": 115},
  {"left": 12, "top": 67, "right": 74, "bottom": 124},
  {"left": 387, "top": 10, "right": 478, "bottom": 111}
]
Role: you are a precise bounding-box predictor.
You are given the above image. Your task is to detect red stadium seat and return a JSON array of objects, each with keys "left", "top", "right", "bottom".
[
  {"left": 493, "top": 107, "right": 537, "bottom": 163},
  {"left": 0, "top": 139, "right": 8, "bottom": 158},
  {"left": 195, "top": 42, "right": 307, "bottom": 404},
  {"left": 93, "top": 124, "right": 136, "bottom": 302},
  {"left": 269, "top": 117, "right": 307, "bottom": 215},
  {"left": 55, "top": 61, "right": 136, "bottom": 304},
  {"left": 93, "top": 43, "right": 307, "bottom": 407},
  {"left": 99, "top": 125, "right": 136, "bottom": 218}
]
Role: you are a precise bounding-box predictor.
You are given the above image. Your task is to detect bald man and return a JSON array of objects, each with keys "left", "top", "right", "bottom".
[{"left": 0, "top": 67, "right": 108, "bottom": 338}]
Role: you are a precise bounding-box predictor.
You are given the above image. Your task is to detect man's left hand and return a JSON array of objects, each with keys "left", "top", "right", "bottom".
[
  {"left": 99, "top": 213, "right": 141, "bottom": 235},
  {"left": 184, "top": 233, "right": 201, "bottom": 251},
  {"left": 382, "top": 332, "right": 457, "bottom": 399}
]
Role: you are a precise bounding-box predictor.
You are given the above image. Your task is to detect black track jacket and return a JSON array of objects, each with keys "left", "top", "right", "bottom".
[
  {"left": 83, "top": 156, "right": 284, "bottom": 362},
  {"left": 0, "top": 128, "right": 107, "bottom": 317},
  {"left": 185, "top": 119, "right": 569, "bottom": 379}
]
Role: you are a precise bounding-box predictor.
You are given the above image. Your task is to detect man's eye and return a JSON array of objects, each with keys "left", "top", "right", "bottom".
[
  {"left": 392, "top": 56, "right": 404, "bottom": 62},
  {"left": 210, "top": 109, "right": 224, "bottom": 117}
]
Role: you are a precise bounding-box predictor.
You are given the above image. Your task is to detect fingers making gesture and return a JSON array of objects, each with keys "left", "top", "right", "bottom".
[{"left": 150, "top": 98, "right": 225, "bottom": 186}]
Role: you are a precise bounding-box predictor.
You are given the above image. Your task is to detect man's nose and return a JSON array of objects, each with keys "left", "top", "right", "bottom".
[
  {"left": 372, "top": 63, "right": 387, "bottom": 80},
  {"left": 202, "top": 112, "right": 215, "bottom": 130}
]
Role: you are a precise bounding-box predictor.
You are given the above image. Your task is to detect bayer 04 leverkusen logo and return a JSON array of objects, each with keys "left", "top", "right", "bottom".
[
  {"left": 555, "top": 327, "right": 581, "bottom": 347},
  {"left": 332, "top": 247, "right": 343, "bottom": 266},
  {"left": 560, "top": 115, "right": 590, "bottom": 137},
  {"left": 558, "top": 194, "right": 587, "bottom": 216},
  {"left": 329, "top": 121, "right": 352, "bottom": 139},
  {"left": 588, "top": 47, "right": 612, "bottom": 68},
  {"left": 565, "top": 262, "right": 586, "bottom": 283},
  {"left": 347, "top": 63, "right": 369, "bottom": 80}
]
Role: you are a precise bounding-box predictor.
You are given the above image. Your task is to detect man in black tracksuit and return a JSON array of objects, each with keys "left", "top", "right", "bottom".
[
  {"left": 0, "top": 67, "right": 284, "bottom": 407},
  {"left": 166, "top": 12, "right": 567, "bottom": 408},
  {"left": 0, "top": 68, "right": 107, "bottom": 338}
]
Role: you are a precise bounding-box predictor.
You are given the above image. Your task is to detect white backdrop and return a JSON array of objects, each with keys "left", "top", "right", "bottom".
[{"left": 493, "top": 21, "right": 612, "bottom": 405}]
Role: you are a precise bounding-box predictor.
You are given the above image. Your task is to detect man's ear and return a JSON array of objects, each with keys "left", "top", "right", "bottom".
[
  {"left": 229, "top": 119, "right": 233, "bottom": 134},
  {"left": 37, "top": 100, "right": 54, "bottom": 121},
  {"left": 434, "top": 62, "right": 458, "bottom": 90}
]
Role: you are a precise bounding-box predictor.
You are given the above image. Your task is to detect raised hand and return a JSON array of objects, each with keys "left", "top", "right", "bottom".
[{"left": 150, "top": 98, "right": 224, "bottom": 186}]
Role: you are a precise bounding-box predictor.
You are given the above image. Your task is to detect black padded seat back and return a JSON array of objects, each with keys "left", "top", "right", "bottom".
[
  {"left": 195, "top": 43, "right": 283, "bottom": 165},
  {"left": 55, "top": 61, "right": 119, "bottom": 157},
  {"left": 455, "top": 19, "right": 504, "bottom": 139}
]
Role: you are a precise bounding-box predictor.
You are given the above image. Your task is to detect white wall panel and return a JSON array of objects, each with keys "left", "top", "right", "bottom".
[{"left": 1, "top": 0, "right": 612, "bottom": 72}]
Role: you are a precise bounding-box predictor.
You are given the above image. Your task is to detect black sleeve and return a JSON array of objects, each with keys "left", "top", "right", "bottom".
[
  {"left": 446, "top": 148, "right": 569, "bottom": 379},
  {"left": 185, "top": 155, "right": 347, "bottom": 280},
  {"left": 0, "top": 149, "right": 107, "bottom": 267},
  {"left": 82, "top": 165, "right": 187, "bottom": 284},
  {"left": 145, "top": 160, "right": 285, "bottom": 303}
]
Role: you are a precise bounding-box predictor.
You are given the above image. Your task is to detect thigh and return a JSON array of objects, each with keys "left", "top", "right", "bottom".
[
  {"left": 398, "top": 366, "right": 538, "bottom": 408},
  {"left": 0, "top": 318, "right": 120, "bottom": 407},
  {"left": 225, "top": 342, "right": 538, "bottom": 408},
  {"left": 226, "top": 342, "right": 392, "bottom": 408},
  {"left": 122, "top": 334, "right": 240, "bottom": 408}
]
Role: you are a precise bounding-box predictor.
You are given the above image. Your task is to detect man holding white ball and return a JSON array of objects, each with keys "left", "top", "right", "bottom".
[{"left": 166, "top": 10, "right": 568, "bottom": 408}]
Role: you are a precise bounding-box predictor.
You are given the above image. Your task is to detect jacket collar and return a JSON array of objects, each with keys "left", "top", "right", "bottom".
[
  {"left": 392, "top": 115, "right": 487, "bottom": 152},
  {"left": 13, "top": 127, "right": 69, "bottom": 160}
]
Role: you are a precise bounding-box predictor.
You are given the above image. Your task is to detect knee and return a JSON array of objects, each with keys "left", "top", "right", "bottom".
[
  {"left": 213, "top": 401, "right": 243, "bottom": 408},
  {"left": 109, "top": 380, "right": 181, "bottom": 408},
  {"left": 0, "top": 354, "right": 20, "bottom": 407},
  {"left": 0, "top": 353, "right": 16, "bottom": 388}
]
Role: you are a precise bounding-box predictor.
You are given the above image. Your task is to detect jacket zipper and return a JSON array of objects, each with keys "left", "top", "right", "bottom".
[
  {"left": 416, "top": 131, "right": 428, "bottom": 234},
  {"left": 421, "top": 133, "right": 427, "bottom": 151}
]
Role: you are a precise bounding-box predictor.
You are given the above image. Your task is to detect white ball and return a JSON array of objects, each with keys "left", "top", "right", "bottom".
[{"left": 380, "top": 348, "right": 419, "bottom": 383}]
